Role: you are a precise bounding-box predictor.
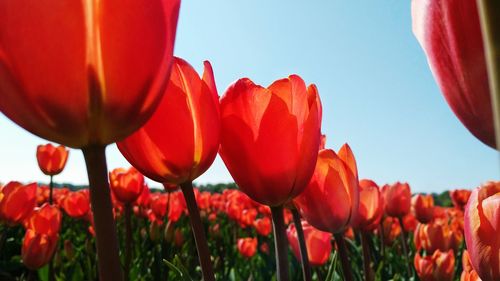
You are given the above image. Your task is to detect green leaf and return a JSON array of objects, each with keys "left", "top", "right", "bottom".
[
  {"left": 37, "top": 265, "right": 48, "bottom": 281},
  {"left": 163, "top": 255, "right": 193, "bottom": 281}
]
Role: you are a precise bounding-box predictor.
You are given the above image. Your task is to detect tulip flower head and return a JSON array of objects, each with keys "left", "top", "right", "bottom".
[
  {"left": 118, "top": 57, "right": 220, "bottom": 185},
  {"left": 36, "top": 144, "right": 69, "bottom": 176},
  {"left": 450, "top": 189, "right": 472, "bottom": 210},
  {"left": 355, "top": 179, "right": 384, "bottom": 231},
  {"left": 109, "top": 167, "right": 144, "bottom": 204},
  {"left": 219, "top": 75, "right": 322, "bottom": 206},
  {"left": 412, "top": 0, "right": 495, "bottom": 148},
  {"left": 412, "top": 194, "right": 435, "bottom": 224},
  {"left": 414, "top": 250, "right": 455, "bottom": 281},
  {"left": 287, "top": 220, "right": 332, "bottom": 266},
  {"left": 464, "top": 181, "right": 500, "bottom": 281},
  {"left": 61, "top": 190, "right": 90, "bottom": 219},
  {"left": 461, "top": 250, "right": 483, "bottom": 281},
  {"left": 0, "top": 1, "right": 181, "bottom": 148},
  {"left": 382, "top": 182, "right": 411, "bottom": 218},
  {"left": 294, "top": 144, "right": 359, "bottom": 234},
  {"left": 0, "top": 182, "right": 37, "bottom": 226},
  {"left": 237, "top": 237, "right": 257, "bottom": 259}
]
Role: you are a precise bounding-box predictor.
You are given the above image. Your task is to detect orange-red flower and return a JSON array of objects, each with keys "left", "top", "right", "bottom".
[
  {"left": 355, "top": 179, "right": 383, "bottom": 231},
  {"left": 109, "top": 167, "right": 144, "bottom": 204},
  {"left": 287, "top": 220, "right": 332, "bottom": 266},
  {"left": 414, "top": 221, "right": 463, "bottom": 253},
  {"left": 0, "top": 1, "right": 181, "bottom": 148},
  {"left": 412, "top": 0, "right": 495, "bottom": 148},
  {"left": 414, "top": 250, "right": 455, "bottom": 281},
  {"left": 61, "top": 190, "right": 90, "bottom": 218},
  {"left": 294, "top": 145, "right": 359, "bottom": 234},
  {"left": 253, "top": 217, "right": 272, "bottom": 236},
  {"left": 461, "top": 250, "right": 483, "bottom": 281},
  {"left": 219, "top": 75, "right": 322, "bottom": 206},
  {"left": 21, "top": 203, "right": 62, "bottom": 270},
  {"left": 464, "top": 181, "right": 500, "bottom": 281},
  {"left": 381, "top": 217, "right": 401, "bottom": 246},
  {"left": 0, "top": 182, "right": 37, "bottom": 225},
  {"left": 118, "top": 57, "right": 220, "bottom": 185},
  {"left": 382, "top": 182, "right": 411, "bottom": 218},
  {"left": 450, "top": 189, "right": 472, "bottom": 210},
  {"left": 237, "top": 237, "right": 257, "bottom": 258},
  {"left": 36, "top": 144, "right": 69, "bottom": 176},
  {"left": 412, "top": 194, "right": 435, "bottom": 224}
]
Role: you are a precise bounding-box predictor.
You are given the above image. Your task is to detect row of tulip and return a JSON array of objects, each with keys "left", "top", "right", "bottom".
[{"left": 0, "top": 142, "right": 497, "bottom": 280}]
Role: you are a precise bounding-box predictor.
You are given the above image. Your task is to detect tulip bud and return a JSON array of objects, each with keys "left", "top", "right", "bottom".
[
  {"left": 412, "top": 194, "right": 434, "bottom": 224},
  {"left": 22, "top": 229, "right": 58, "bottom": 269},
  {"left": 109, "top": 167, "right": 144, "bottom": 204},
  {"left": 287, "top": 220, "right": 332, "bottom": 266},
  {"left": 450, "top": 189, "right": 472, "bottom": 210},
  {"left": 0, "top": 182, "right": 37, "bottom": 226},
  {"left": 355, "top": 179, "right": 384, "bottom": 232},
  {"left": 414, "top": 250, "right": 455, "bottom": 281},
  {"left": 237, "top": 237, "right": 257, "bottom": 259},
  {"left": 253, "top": 217, "right": 272, "bottom": 236},
  {"left": 36, "top": 144, "right": 69, "bottom": 176},
  {"left": 382, "top": 182, "right": 411, "bottom": 218},
  {"left": 464, "top": 181, "right": 500, "bottom": 281}
]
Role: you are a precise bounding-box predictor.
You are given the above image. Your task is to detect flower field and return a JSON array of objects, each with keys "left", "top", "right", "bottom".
[{"left": 0, "top": 0, "right": 498, "bottom": 281}]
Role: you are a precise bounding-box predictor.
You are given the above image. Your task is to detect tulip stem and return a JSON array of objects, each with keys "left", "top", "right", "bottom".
[
  {"left": 179, "top": 181, "right": 215, "bottom": 281},
  {"left": 82, "top": 145, "right": 124, "bottom": 281},
  {"left": 49, "top": 175, "right": 53, "bottom": 205},
  {"left": 124, "top": 203, "right": 132, "bottom": 281},
  {"left": 291, "top": 208, "right": 312, "bottom": 281},
  {"left": 333, "top": 233, "right": 354, "bottom": 281},
  {"left": 397, "top": 217, "right": 412, "bottom": 278},
  {"left": 378, "top": 223, "right": 385, "bottom": 259},
  {"left": 271, "top": 205, "right": 290, "bottom": 281},
  {"left": 477, "top": 0, "right": 500, "bottom": 150},
  {"left": 361, "top": 232, "right": 374, "bottom": 281}
]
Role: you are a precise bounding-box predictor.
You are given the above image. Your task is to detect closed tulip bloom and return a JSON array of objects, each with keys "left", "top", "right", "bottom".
[
  {"left": 412, "top": 194, "right": 435, "bottom": 224},
  {"left": 237, "top": 237, "right": 257, "bottom": 258},
  {"left": 21, "top": 228, "right": 58, "bottom": 270},
  {"left": 382, "top": 182, "right": 411, "bottom": 218},
  {"left": 36, "top": 144, "right": 69, "bottom": 176},
  {"left": 61, "top": 190, "right": 90, "bottom": 218},
  {"left": 253, "top": 217, "right": 272, "bottom": 236},
  {"left": 461, "top": 250, "right": 483, "bottom": 281},
  {"left": 0, "top": 182, "right": 37, "bottom": 225},
  {"left": 355, "top": 179, "right": 384, "bottom": 231},
  {"left": 219, "top": 75, "right": 322, "bottom": 206},
  {"left": 381, "top": 217, "right": 402, "bottom": 246},
  {"left": 412, "top": 0, "right": 495, "bottom": 148},
  {"left": 24, "top": 203, "right": 62, "bottom": 236},
  {"left": 414, "top": 250, "right": 455, "bottom": 281},
  {"left": 118, "top": 57, "right": 220, "bottom": 185},
  {"left": 464, "top": 181, "right": 500, "bottom": 281},
  {"left": 0, "top": 1, "right": 181, "bottom": 148},
  {"left": 414, "top": 221, "right": 462, "bottom": 253},
  {"left": 287, "top": 220, "right": 332, "bottom": 266},
  {"left": 109, "top": 167, "right": 144, "bottom": 204},
  {"left": 294, "top": 145, "right": 359, "bottom": 234},
  {"left": 450, "top": 189, "right": 472, "bottom": 210}
]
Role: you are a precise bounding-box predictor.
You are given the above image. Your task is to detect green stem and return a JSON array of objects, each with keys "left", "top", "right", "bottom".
[
  {"left": 291, "top": 208, "right": 312, "bottom": 281},
  {"left": 361, "top": 232, "right": 374, "bottom": 281},
  {"left": 82, "top": 145, "right": 124, "bottom": 281},
  {"left": 271, "top": 205, "right": 289, "bottom": 281},
  {"left": 48, "top": 175, "right": 55, "bottom": 281},
  {"left": 397, "top": 217, "right": 412, "bottom": 278},
  {"left": 333, "top": 233, "right": 353, "bottom": 281},
  {"left": 477, "top": 0, "right": 500, "bottom": 150},
  {"left": 124, "top": 203, "right": 132, "bottom": 281},
  {"left": 180, "top": 181, "right": 215, "bottom": 281}
]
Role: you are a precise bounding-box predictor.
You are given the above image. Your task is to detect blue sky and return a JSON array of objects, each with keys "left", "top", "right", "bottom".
[{"left": 0, "top": 0, "right": 498, "bottom": 193}]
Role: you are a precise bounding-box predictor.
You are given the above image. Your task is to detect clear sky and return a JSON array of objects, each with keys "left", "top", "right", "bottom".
[{"left": 0, "top": 0, "right": 498, "bottom": 193}]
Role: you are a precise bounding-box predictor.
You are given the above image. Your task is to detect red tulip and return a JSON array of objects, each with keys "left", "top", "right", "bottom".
[
  {"left": 0, "top": 1, "right": 181, "bottom": 148},
  {"left": 294, "top": 145, "right": 359, "bottom": 234},
  {"left": 0, "top": 182, "right": 37, "bottom": 225},
  {"left": 36, "top": 144, "right": 69, "bottom": 176},
  {"left": 118, "top": 57, "right": 220, "bottom": 185},
  {"left": 21, "top": 228, "right": 58, "bottom": 270},
  {"left": 254, "top": 217, "right": 272, "bottom": 236},
  {"left": 464, "top": 181, "right": 500, "bottom": 281},
  {"left": 287, "top": 220, "right": 332, "bottom": 266},
  {"left": 355, "top": 179, "right": 384, "bottom": 231},
  {"left": 134, "top": 185, "right": 151, "bottom": 208},
  {"left": 219, "top": 75, "right": 322, "bottom": 206},
  {"left": 24, "top": 203, "right": 62, "bottom": 236},
  {"left": 450, "top": 189, "right": 472, "bottom": 210},
  {"left": 412, "top": 0, "right": 495, "bottom": 148},
  {"left": 414, "top": 221, "right": 462, "bottom": 253},
  {"left": 461, "top": 250, "right": 483, "bottom": 281},
  {"left": 237, "top": 237, "right": 258, "bottom": 258},
  {"left": 381, "top": 217, "right": 402, "bottom": 246},
  {"left": 61, "top": 190, "right": 90, "bottom": 218},
  {"left": 382, "top": 182, "right": 411, "bottom": 218},
  {"left": 414, "top": 250, "right": 455, "bottom": 281},
  {"left": 412, "top": 194, "right": 435, "bottom": 224},
  {"left": 109, "top": 167, "right": 144, "bottom": 204}
]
